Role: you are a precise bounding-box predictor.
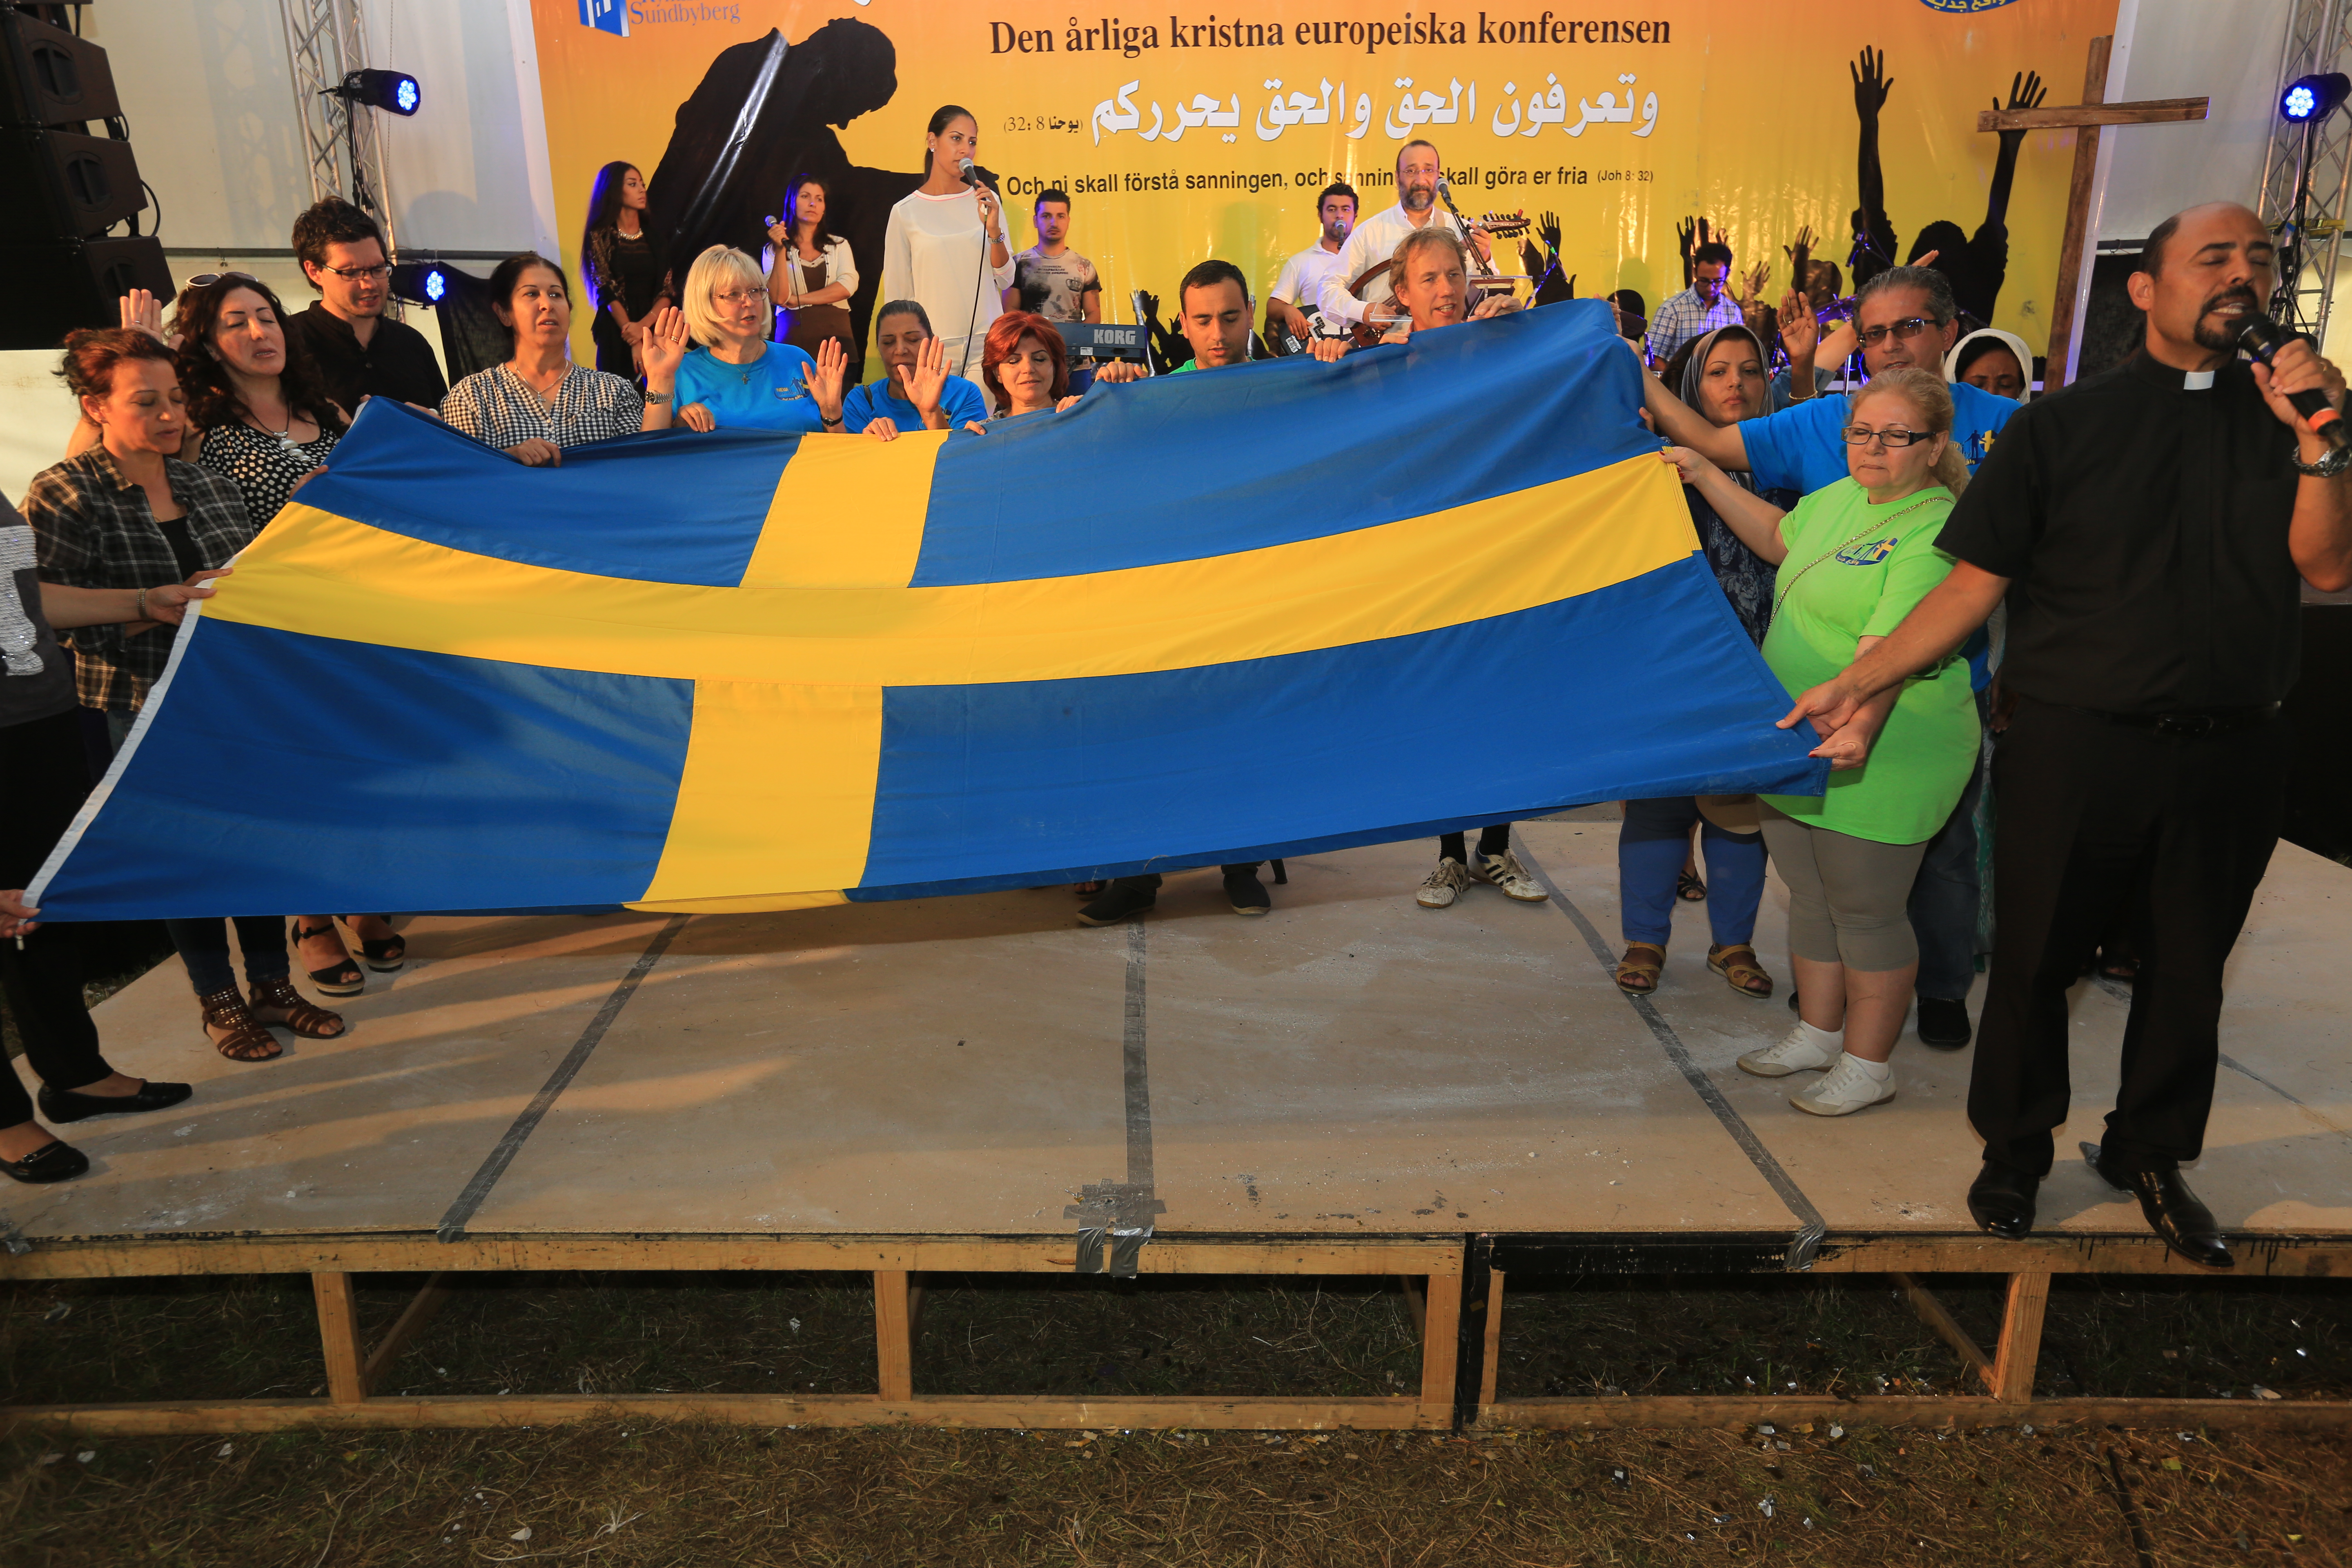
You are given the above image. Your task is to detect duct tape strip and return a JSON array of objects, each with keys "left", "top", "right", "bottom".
[
  {"left": 1515, "top": 837, "right": 1829, "bottom": 1271},
  {"left": 435, "top": 914, "right": 689, "bottom": 1242},
  {"left": 1065, "top": 922, "right": 1167, "bottom": 1276}
]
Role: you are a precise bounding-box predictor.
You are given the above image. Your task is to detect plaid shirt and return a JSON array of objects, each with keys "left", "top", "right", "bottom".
[
  {"left": 20, "top": 449, "right": 254, "bottom": 713},
  {"left": 1644, "top": 286, "right": 1746, "bottom": 365}
]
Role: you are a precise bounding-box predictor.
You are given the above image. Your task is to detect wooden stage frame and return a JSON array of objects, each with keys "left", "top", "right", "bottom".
[
  {"left": 7, "top": 1224, "right": 2350, "bottom": 1437},
  {"left": 6, "top": 821, "right": 2347, "bottom": 1437}
]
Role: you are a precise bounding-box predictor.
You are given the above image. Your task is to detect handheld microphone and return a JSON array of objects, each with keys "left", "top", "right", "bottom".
[
  {"left": 2234, "top": 312, "right": 2349, "bottom": 448},
  {"left": 956, "top": 156, "right": 977, "bottom": 187}
]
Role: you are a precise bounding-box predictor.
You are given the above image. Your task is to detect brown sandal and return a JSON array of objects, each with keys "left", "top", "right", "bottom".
[
  {"left": 1615, "top": 941, "right": 1665, "bottom": 995},
  {"left": 197, "top": 986, "right": 283, "bottom": 1062},
  {"left": 1708, "top": 943, "right": 1775, "bottom": 1000},
  {"left": 245, "top": 978, "right": 345, "bottom": 1040}
]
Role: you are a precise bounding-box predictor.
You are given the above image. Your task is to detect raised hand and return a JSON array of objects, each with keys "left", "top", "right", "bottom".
[
  {"left": 1740, "top": 261, "right": 1771, "bottom": 307},
  {"left": 118, "top": 288, "right": 176, "bottom": 348},
  {"left": 638, "top": 305, "right": 688, "bottom": 384},
  {"left": 905, "top": 334, "right": 950, "bottom": 422},
  {"left": 1676, "top": 215, "right": 1697, "bottom": 263},
  {"left": 803, "top": 336, "right": 850, "bottom": 424},
  {"left": 1851, "top": 47, "right": 1893, "bottom": 120},
  {"left": 1778, "top": 288, "right": 1819, "bottom": 361},
  {"left": 1782, "top": 223, "right": 1818, "bottom": 265},
  {"left": 1538, "top": 210, "right": 1562, "bottom": 256},
  {"left": 1996, "top": 69, "right": 2048, "bottom": 151}
]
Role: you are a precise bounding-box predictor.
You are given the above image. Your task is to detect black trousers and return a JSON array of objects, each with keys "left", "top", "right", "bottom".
[
  {"left": 1109, "top": 864, "right": 1263, "bottom": 893},
  {"left": 0, "top": 710, "right": 112, "bottom": 1127},
  {"left": 1441, "top": 824, "right": 1514, "bottom": 862},
  {"left": 1969, "top": 695, "right": 2287, "bottom": 1176}
]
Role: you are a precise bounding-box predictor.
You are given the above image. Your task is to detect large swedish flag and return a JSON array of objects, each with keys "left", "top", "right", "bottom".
[{"left": 30, "top": 301, "right": 1824, "bottom": 919}]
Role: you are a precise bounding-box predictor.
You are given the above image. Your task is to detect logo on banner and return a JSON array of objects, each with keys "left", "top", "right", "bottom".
[{"left": 579, "top": 0, "right": 627, "bottom": 36}]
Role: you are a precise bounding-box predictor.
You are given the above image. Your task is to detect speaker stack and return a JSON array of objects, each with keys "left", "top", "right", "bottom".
[{"left": 0, "top": 3, "right": 172, "bottom": 350}]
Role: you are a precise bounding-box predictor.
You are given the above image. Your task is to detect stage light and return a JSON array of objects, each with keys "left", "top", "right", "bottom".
[
  {"left": 423, "top": 266, "right": 445, "bottom": 303},
  {"left": 2281, "top": 72, "right": 2349, "bottom": 124},
  {"left": 389, "top": 259, "right": 454, "bottom": 307},
  {"left": 334, "top": 68, "right": 421, "bottom": 117}
]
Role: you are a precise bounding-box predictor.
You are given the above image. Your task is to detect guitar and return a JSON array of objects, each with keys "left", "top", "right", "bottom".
[{"left": 1341, "top": 211, "right": 1540, "bottom": 345}]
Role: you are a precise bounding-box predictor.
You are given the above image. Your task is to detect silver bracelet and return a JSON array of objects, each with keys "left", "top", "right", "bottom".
[
  {"left": 644, "top": 390, "right": 674, "bottom": 405},
  {"left": 2292, "top": 444, "right": 2352, "bottom": 478},
  {"left": 136, "top": 587, "right": 148, "bottom": 619}
]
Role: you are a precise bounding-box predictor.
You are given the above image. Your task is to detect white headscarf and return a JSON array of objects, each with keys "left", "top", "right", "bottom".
[{"left": 1942, "top": 327, "right": 2035, "bottom": 402}]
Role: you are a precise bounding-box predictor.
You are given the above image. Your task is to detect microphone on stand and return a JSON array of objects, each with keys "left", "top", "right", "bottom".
[
  {"left": 956, "top": 156, "right": 978, "bottom": 187},
  {"left": 2234, "top": 312, "right": 2349, "bottom": 448}
]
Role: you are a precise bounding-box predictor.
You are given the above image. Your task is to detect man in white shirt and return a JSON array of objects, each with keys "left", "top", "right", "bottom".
[
  {"left": 1266, "top": 181, "right": 1358, "bottom": 346},
  {"left": 1316, "top": 140, "right": 1490, "bottom": 336}
]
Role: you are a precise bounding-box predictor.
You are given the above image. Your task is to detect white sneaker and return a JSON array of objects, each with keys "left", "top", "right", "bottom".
[
  {"left": 1417, "top": 857, "right": 1472, "bottom": 908},
  {"left": 1736, "top": 1024, "right": 1841, "bottom": 1078},
  {"left": 1475, "top": 849, "right": 1550, "bottom": 902},
  {"left": 1791, "top": 1055, "right": 1897, "bottom": 1117}
]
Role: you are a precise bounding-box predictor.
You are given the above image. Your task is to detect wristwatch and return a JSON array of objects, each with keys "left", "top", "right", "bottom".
[
  {"left": 644, "top": 390, "right": 674, "bottom": 405},
  {"left": 2292, "top": 443, "right": 2352, "bottom": 478}
]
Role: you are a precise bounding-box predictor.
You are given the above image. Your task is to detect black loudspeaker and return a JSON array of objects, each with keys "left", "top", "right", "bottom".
[
  {"left": 0, "top": 9, "right": 119, "bottom": 127},
  {"left": 0, "top": 235, "right": 172, "bottom": 350},
  {"left": 0, "top": 125, "right": 144, "bottom": 234}
]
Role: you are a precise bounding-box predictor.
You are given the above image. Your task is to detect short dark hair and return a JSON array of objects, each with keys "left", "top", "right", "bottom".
[
  {"left": 2136, "top": 212, "right": 2184, "bottom": 278},
  {"left": 488, "top": 252, "right": 572, "bottom": 347},
  {"left": 1036, "top": 187, "right": 1070, "bottom": 209},
  {"left": 1318, "top": 181, "right": 1358, "bottom": 212},
  {"left": 1397, "top": 138, "right": 1437, "bottom": 171},
  {"left": 1178, "top": 258, "right": 1251, "bottom": 307},
  {"left": 1693, "top": 241, "right": 1734, "bottom": 269},
  {"left": 875, "top": 298, "right": 933, "bottom": 334},
  {"left": 292, "top": 197, "right": 387, "bottom": 284}
]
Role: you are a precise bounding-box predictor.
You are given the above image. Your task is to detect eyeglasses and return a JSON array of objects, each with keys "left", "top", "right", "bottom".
[
  {"left": 1855, "top": 316, "right": 1933, "bottom": 347},
  {"left": 715, "top": 287, "right": 771, "bottom": 305},
  {"left": 1838, "top": 425, "right": 1934, "bottom": 448},
  {"left": 315, "top": 263, "right": 392, "bottom": 281}
]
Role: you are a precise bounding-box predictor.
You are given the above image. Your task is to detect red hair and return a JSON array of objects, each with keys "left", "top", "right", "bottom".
[
  {"left": 980, "top": 311, "right": 1069, "bottom": 413},
  {"left": 56, "top": 327, "right": 177, "bottom": 403}
]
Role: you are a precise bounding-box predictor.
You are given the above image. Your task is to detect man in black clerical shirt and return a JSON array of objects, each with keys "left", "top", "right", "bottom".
[
  {"left": 283, "top": 197, "right": 448, "bottom": 414},
  {"left": 1780, "top": 203, "right": 2352, "bottom": 1268}
]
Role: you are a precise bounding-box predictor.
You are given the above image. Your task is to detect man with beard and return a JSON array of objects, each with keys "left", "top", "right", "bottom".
[
  {"left": 1778, "top": 203, "right": 2352, "bottom": 1267},
  {"left": 285, "top": 197, "right": 446, "bottom": 412},
  {"left": 1316, "top": 141, "right": 1490, "bottom": 337},
  {"left": 1266, "top": 181, "right": 1357, "bottom": 346}
]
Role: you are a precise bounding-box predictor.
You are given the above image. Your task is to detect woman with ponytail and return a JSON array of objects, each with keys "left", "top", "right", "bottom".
[
  {"left": 1659, "top": 365, "right": 1979, "bottom": 1120},
  {"left": 880, "top": 106, "right": 1013, "bottom": 381}
]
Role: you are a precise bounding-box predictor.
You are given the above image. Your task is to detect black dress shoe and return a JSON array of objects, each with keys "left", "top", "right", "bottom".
[
  {"left": 1224, "top": 869, "right": 1271, "bottom": 915},
  {"left": 1967, "top": 1160, "right": 2039, "bottom": 1239},
  {"left": 37, "top": 1079, "right": 193, "bottom": 1125},
  {"left": 2087, "top": 1145, "right": 2232, "bottom": 1268},
  {"left": 1077, "top": 878, "right": 1158, "bottom": 927},
  {"left": 2, "top": 1139, "right": 90, "bottom": 1184},
  {"left": 1915, "top": 996, "right": 1973, "bottom": 1050}
]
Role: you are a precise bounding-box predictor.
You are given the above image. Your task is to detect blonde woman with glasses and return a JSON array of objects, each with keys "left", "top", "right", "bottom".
[
  {"left": 1660, "top": 367, "right": 1980, "bottom": 1118},
  {"left": 673, "top": 245, "right": 877, "bottom": 438}
]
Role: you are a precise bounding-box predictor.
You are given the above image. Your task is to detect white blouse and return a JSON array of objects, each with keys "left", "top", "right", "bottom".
[
  {"left": 761, "top": 232, "right": 859, "bottom": 299},
  {"left": 882, "top": 187, "right": 1016, "bottom": 350}
]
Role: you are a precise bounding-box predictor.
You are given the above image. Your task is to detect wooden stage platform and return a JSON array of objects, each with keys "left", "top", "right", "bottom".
[{"left": 5, "top": 811, "right": 2348, "bottom": 1435}]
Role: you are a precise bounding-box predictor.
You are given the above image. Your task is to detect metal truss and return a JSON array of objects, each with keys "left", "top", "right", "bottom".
[
  {"left": 2257, "top": 0, "right": 2352, "bottom": 339},
  {"left": 278, "top": 0, "right": 396, "bottom": 254}
]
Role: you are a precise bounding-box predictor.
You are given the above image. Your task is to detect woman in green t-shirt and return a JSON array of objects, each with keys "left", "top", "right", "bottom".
[{"left": 1660, "top": 367, "right": 1981, "bottom": 1119}]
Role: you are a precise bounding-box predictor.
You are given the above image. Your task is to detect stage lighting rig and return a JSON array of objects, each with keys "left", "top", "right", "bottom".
[
  {"left": 389, "top": 258, "right": 449, "bottom": 306},
  {"left": 332, "top": 68, "right": 420, "bottom": 116},
  {"left": 2282, "top": 72, "right": 2350, "bottom": 124}
]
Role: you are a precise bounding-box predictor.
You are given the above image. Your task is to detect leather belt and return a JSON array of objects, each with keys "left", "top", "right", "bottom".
[{"left": 2081, "top": 702, "right": 2281, "bottom": 737}]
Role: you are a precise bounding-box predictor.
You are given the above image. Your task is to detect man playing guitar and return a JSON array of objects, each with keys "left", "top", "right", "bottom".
[{"left": 1316, "top": 140, "right": 1491, "bottom": 339}]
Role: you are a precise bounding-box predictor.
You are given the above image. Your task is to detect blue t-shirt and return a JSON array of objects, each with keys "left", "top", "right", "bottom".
[
  {"left": 674, "top": 342, "right": 823, "bottom": 432},
  {"left": 1738, "top": 379, "right": 2018, "bottom": 496},
  {"left": 1739, "top": 377, "right": 2016, "bottom": 692},
  {"left": 841, "top": 374, "right": 989, "bottom": 434}
]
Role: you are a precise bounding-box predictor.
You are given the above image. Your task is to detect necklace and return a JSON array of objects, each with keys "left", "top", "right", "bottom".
[
  {"left": 251, "top": 402, "right": 304, "bottom": 455},
  {"left": 1772, "top": 493, "right": 1945, "bottom": 618}
]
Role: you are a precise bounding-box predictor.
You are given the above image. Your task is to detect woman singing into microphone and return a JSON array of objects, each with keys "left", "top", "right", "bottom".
[{"left": 882, "top": 105, "right": 1014, "bottom": 381}]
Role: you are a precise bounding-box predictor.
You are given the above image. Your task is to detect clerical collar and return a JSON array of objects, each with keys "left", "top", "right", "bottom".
[{"left": 2183, "top": 369, "right": 2216, "bottom": 391}]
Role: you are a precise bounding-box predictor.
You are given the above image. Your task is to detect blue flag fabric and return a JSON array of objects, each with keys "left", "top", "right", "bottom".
[{"left": 30, "top": 301, "right": 1825, "bottom": 920}]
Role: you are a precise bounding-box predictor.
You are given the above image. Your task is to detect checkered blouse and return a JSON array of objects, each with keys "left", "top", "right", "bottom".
[
  {"left": 439, "top": 363, "right": 646, "bottom": 451},
  {"left": 20, "top": 449, "right": 254, "bottom": 713}
]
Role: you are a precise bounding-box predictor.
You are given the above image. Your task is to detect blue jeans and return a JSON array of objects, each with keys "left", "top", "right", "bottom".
[
  {"left": 1618, "top": 797, "right": 1767, "bottom": 948},
  {"left": 1908, "top": 747, "right": 1986, "bottom": 1002}
]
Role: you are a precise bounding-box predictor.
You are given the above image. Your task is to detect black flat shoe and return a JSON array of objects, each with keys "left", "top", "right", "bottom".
[
  {"left": 2085, "top": 1142, "right": 2232, "bottom": 1268},
  {"left": 2, "top": 1139, "right": 90, "bottom": 1184},
  {"left": 1915, "top": 996, "right": 1973, "bottom": 1050},
  {"left": 1077, "top": 879, "right": 1157, "bottom": 927},
  {"left": 1967, "top": 1160, "right": 2039, "bottom": 1239},
  {"left": 37, "top": 1079, "right": 193, "bottom": 1125},
  {"left": 1224, "top": 870, "right": 1270, "bottom": 915}
]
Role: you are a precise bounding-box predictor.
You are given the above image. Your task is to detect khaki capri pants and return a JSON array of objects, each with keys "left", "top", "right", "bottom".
[{"left": 1760, "top": 803, "right": 1929, "bottom": 973}]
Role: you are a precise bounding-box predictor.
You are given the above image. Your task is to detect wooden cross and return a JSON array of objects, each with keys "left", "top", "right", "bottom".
[{"left": 1978, "top": 35, "right": 2209, "bottom": 390}]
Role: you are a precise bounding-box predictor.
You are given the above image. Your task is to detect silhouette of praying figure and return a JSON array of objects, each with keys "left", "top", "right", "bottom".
[{"left": 1846, "top": 49, "right": 2048, "bottom": 329}]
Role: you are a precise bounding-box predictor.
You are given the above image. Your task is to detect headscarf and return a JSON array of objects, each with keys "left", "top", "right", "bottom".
[
  {"left": 1675, "top": 323, "right": 1771, "bottom": 414},
  {"left": 1942, "top": 327, "right": 2034, "bottom": 402}
]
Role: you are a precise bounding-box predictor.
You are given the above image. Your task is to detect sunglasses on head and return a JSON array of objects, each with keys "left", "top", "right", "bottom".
[{"left": 184, "top": 271, "right": 260, "bottom": 289}]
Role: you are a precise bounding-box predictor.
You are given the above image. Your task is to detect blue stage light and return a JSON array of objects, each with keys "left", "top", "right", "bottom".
[
  {"left": 335, "top": 69, "right": 421, "bottom": 117},
  {"left": 2281, "top": 73, "right": 2350, "bottom": 125},
  {"left": 395, "top": 77, "right": 419, "bottom": 114},
  {"left": 423, "top": 267, "right": 446, "bottom": 303}
]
